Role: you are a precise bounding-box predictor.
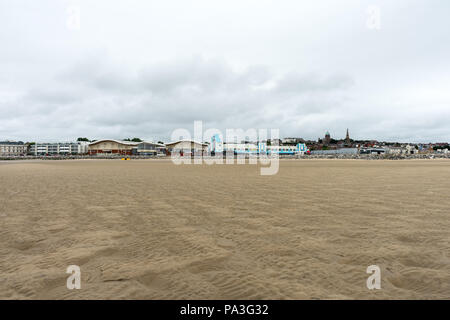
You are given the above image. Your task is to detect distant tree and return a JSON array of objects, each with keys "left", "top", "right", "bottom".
[
  {"left": 123, "top": 138, "right": 142, "bottom": 142},
  {"left": 433, "top": 145, "right": 449, "bottom": 150},
  {"left": 77, "top": 137, "right": 90, "bottom": 142},
  {"left": 157, "top": 141, "right": 164, "bottom": 145},
  {"left": 322, "top": 146, "right": 329, "bottom": 150}
]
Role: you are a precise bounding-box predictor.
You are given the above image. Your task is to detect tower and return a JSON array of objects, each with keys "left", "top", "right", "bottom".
[
  {"left": 345, "top": 128, "right": 351, "bottom": 146},
  {"left": 324, "top": 131, "right": 331, "bottom": 146}
]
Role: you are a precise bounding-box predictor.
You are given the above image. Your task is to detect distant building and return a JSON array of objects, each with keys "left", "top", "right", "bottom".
[
  {"left": 222, "top": 142, "right": 258, "bottom": 153},
  {"left": 359, "top": 148, "right": 386, "bottom": 155},
  {"left": 386, "top": 147, "right": 403, "bottom": 155},
  {"left": 88, "top": 139, "right": 139, "bottom": 155},
  {"left": 134, "top": 142, "right": 166, "bottom": 156},
  {"left": 165, "top": 140, "right": 208, "bottom": 156},
  {"left": 324, "top": 131, "right": 331, "bottom": 146},
  {"left": 405, "top": 145, "right": 418, "bottom": 155},
  {"left": 0, "top": 141, "right": 28, "bottom": 156},
  {"left": 436, "top": 148, "right": 449, "bottom": 154},
  {"left": 213, "top": 137, "right": 308, "bottom": 155},
  {"left": 281, "top": 137, "right": 304, "bottom": 145},
  {"left": 311, "top": 148, "right": 358, "bottom": 155},
  {"left": 385, "top": 146, "right": 418, "bottom": 155},
  {"left": 345, "top": 129, "right": 351, "bottom": 146},
  {"left": 30, "top": 142, "right": 89, "bottom": 155}
]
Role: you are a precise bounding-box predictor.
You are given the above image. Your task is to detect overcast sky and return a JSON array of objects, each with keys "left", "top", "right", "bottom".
[{"left": 1, "top": 0, "right": 449, "bottom": 143}]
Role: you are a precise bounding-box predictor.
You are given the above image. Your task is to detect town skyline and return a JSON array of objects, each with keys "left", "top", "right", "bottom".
[{"left": 1, "top": 127, "right": 449, "bottom": 146}]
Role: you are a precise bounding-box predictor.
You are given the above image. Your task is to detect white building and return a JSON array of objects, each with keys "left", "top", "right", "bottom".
[
  {"left": 386, "top": 147, "right": 403, "bottom": 154},
  {"left": 0, "top": 141, "right": 28, "bottom": 156},
  {"left": 216, "top": 141, "right": 308, "bottom": 155},
  {"left": 386, "top": 146, "right": 418, "bottom": 155},
  {"left": 223, "top": 143, "right": 259, "bottom": 153},
  {"left": 436, "top": 148, "right": 449, "bottom": 154},
  {"left": 29, "top": 142, "right": 89, "bottom": 155},
  {"left": 405, "top": 145, "right": 419, "bottom": 154}
]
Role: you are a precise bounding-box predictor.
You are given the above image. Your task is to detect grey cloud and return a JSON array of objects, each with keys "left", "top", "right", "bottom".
[
  {"left": 275, "top": 72, "right": 354, "bottom": 94},
  {"left": 2, "top": 56, "right": 352, "bottom": 141}
]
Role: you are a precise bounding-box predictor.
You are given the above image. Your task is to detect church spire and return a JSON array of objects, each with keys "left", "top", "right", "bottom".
[{"left": 345, "top": 128, "right": 351, "bottom": 146}]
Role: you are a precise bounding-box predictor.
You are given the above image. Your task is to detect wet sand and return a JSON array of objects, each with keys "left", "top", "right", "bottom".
[{"left": 0, "top": 159, "right": 449, "bottom": 299}]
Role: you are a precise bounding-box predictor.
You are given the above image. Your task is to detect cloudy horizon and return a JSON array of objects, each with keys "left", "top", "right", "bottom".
[{"left": 1, "top": 0, "right": 449, "bottom": 143}]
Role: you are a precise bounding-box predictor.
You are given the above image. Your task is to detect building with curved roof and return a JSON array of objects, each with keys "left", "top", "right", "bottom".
[
  {"left": 88, "top": 139, "right": 140, "bottom": 155},
  {"left": 165, "top": 140, "right": 208, "bottom": 156}
]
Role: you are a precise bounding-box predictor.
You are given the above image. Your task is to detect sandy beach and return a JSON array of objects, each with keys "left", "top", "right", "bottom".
[{"left": 0, "top": 159, "right": 449, "bottom": 299}]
